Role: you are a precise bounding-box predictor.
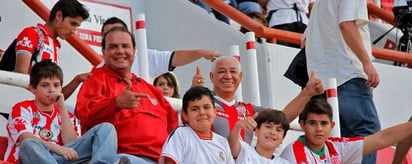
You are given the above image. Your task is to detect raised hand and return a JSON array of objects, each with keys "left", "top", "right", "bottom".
[
  {"left": 48, "top": 93, "right": 65, "bottom": 109},
  {"left": 191, "top": 66, "right": 205, "bottom": 88},
  {"left": 235, "top": 113, "right": 259, "bottom": 131},
  {"left": 115, "top": 79, "right": 150, "bottom": 109},
  {"left": 303, "top": 71, "right": 324, "bottom": 97}
]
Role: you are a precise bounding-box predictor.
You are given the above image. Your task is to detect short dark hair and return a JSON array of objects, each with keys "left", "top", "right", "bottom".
[
  {"left": 102, "top": 26, "right": 135, "bottom": 49},
  {"left": 30, "top": 60, "right": 63, "bottom": 87},
  {"left": 182, "top": 86, "right": 214, "bottom": 113},
  {"left": 255, "top": 109, "right": 290, "bottom": 136},
  {"left": 299, "top": 98, "right": 333, "bottom": 123},
  {"left": 49, "top": 0, "right": 89, "bottom": 21},
  {"left": 102, "top": 17, "right": 128, "bottom": 34},
  {"left": 153, "top": 72, "right": 180, "bottom": 98}
]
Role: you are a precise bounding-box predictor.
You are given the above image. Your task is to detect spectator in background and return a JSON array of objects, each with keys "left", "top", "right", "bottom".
[
  {"left": 159, "top": 86, "right": 235, "bottom": 163},
  {"left": 76, "top": 26, "right": 178, "bottom": 164},
  {"left": 264, "top": 0, "right": 315, "bottom": 47},
  {"left": 192, "top": 56, "right": 324, "bottom": 144},
  {"left": 239, "top": 12, "right": 268, "bottom": 43},
  {"left": 12, "top": 0, "right": 91, "bottom": 99},
  {"left": 99, "top": 17, "right": 220, "bottom": 80},
  {"left": 190, "top": 0, "right": 237, "bottom": 24},
  {"left": 237, "top": 0, "right": 266, "bottom": 14},
  {"left": 304, "top": 0, "right": 380, "bottom": 163},
  {"left": 153, "top": 72, "right": 180, "bottom": 98},
  {"left": 281, "top": 98, "right": 412, "bottom": 164}
]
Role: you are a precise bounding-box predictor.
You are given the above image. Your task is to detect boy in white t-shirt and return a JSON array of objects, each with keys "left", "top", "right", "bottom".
[
  {"left": 5, "top": 60, "right": 128, "bottom": 164},
  {"left": 159, "top": 86, "right": 234, "bottom": 164},
  {"left": 228, "top": 109, "right": 290, "bottom": 164},
  {"left": 280, "top": 98, "right": 412, "bottom": 164}
]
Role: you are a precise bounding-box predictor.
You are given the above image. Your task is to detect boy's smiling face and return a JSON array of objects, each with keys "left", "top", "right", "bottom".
[
  {"left": 300, "top": 113, "right": 335, "bottom": 151},
  {"left": 255, "top": 122, "right": 285, "bottom": 151},
  {"left": 31, "top": 77, "right": 62, "bottom": 107},
  {"left": 182, "top": 95, "right": 216, "bottom": 137}
]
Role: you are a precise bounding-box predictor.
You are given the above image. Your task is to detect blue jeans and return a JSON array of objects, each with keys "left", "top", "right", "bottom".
[
  {"left": 338, "top": 78, "right": 381, "bottom": 164},
  {"left": 117, "top": 153, "right": 156, "bottom": 164},
  {"left": 19, "top": 123, "right": 118, "bottom": 164},
  {"left": 238, "top": 1, "right": 262, "bottom": 14}
]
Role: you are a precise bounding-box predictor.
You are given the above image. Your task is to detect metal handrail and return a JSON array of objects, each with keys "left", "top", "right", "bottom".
[{"left": 202, "top": 0, "right": 412, "bottom": 64}]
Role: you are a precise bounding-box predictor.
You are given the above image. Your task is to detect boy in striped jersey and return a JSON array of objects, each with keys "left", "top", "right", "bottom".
[
  {"left": 280, "top": 98, "right": 412, "bottom": 164},
  {"left": 5, "top": 60, "right": 125, "bottom": 163}
]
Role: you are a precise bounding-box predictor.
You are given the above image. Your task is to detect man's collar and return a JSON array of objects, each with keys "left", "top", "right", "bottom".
[{"left": 214, "top": 95, "right": 236, "bottom": 106}]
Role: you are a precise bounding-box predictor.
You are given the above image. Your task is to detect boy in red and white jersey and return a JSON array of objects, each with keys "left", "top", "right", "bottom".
[
  {"left": 5, "top": 60, "right": 126, "bottom": 163},
  {"left": 159, "top": 86, "right": 234, "bottom": 164},
  {"left": 14, "top": 0, "right": 91, "bottom": 99},
  {"left": 280, "top": 98, "right": 412, "bottom": 164},
  {"left": 228, "top": 109, "right": 290, "bottom": 164}
]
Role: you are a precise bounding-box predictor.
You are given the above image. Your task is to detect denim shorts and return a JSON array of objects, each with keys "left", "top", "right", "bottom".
[{"left": 337, "top": 78, "right": 381, "bottom": 137}]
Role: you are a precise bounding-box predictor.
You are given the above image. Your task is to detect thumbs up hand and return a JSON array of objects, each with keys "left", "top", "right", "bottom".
[
  {"left": 191, "top": 66, "right": 205, "bottom": 88},
  {"left": 115, "top": 79, "right": 150, "bottom": 109},
  {"left": 235, "top": 113, "right": 258, "bottom": 131},
  {"left": 303, "top": 70, "right": 324, "bottom": 97}
]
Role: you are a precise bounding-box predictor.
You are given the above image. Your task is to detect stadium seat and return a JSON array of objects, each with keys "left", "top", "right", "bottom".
[{"left": 0, "top": 135, "right": 15, "bottom": 164}]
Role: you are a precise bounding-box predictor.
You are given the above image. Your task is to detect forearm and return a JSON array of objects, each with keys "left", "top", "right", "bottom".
[
  {"left": 19, "top": 132, "right": 61, "bottom": 153},
  {"left": 340, "top": 21, "right": 372, "bottom": 65},
  {"left": 62, "top": 78, "right": 81, "bottom": 99},
  {"left": 171, "top": 50, "right": 204, "bottom": 67},
  {"left": 228, "top": 125, "right": 242, "bottom": 158},
  {"left": 364, "top": 121, "right": 412, "bottom": 155},
  {"left": 59, "top": 106, "right": 77, "bottom": 144},
  {"left": 282, "top": 90, "right": 312, "bottom": 123}
]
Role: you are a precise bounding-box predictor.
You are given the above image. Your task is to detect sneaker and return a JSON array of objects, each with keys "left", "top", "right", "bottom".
[{"left": 115, "top": 156, "right": 130, "bottom": 164}]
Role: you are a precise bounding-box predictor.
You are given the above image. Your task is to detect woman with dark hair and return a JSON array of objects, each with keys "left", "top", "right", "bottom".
[{"left": 153, "top": 72, "right": 180, "bottom": 98}]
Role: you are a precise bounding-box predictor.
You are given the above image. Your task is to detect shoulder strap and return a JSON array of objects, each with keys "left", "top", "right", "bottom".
[{"left": 31, "top": 26, "right": 44, "bottom": 64}]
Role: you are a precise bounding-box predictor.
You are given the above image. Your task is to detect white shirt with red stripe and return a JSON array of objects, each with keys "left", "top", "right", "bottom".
[
  {"left": 236, "top": 140, "right": 290, "bottom": 164},
  {"left": 16, "top": 23, "right": 61, "bottom": 68},
  {"left": 159, "top": 126, "right": 235, "bottom": 164},
  {"left": 280, "top": 136, "right": 364, "bottom": 164},
  {"left": 4, "top": 100, "right": 76, "bottom": 162}
]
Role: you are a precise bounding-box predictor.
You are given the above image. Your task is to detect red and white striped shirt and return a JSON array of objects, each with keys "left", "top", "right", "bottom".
[
  {"left": 4, "top": 100, "right": 76, "bottom": 162},
  {"left": 15, "top": 23, "right": 61, "bottom": 70},
  {"left": 280, "top": 137, "right": 364, "bottom": 164}
]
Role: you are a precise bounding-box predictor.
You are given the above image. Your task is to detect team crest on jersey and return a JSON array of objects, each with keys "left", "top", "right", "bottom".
[
  {"left": 330, "top": 156, "right": 341, "bottom": 164},
  {"left": 33, "top": 112, "right": 40, "bottom": 119},
  {"left": 39, "top": 128, "right": 53, "bottom": 140},
  {"left": 219, "top": 151, "right": 225, "bottom": 161}
]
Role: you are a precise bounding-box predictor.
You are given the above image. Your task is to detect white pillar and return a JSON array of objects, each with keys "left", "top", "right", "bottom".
[
  {"left": 326, "top": 78, "right": 341, "bottom": 137},
  {"left": 230, "top": 45, "right": 243, "bottom": 102},
  {"left": 135, "top": 13, "right": 150, "bottom": 81},
  {"left": 244, "top": 32, "right": 261, "bottom": 106}
]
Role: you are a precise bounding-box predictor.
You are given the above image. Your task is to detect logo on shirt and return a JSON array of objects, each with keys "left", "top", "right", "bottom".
[
  {"left": 17, "top": 37, "right": 33, "bottom": 49},
  {"left": 39, "top": 128, "right": 54, "bottom": 140},
  {"left": 33, "top": 112, "right": 40, "bottom": 119},
  {"left": 219, "top": 151, "right": 225, "bottom": 161}
]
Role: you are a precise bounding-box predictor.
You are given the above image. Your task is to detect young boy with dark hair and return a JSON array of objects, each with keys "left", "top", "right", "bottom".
[
  {"left": 159, "top": 86, "right": 234, "bottom": 164},
  {"left": 228, "top": 109, "right": 290, "bottom": 163},
  {"left": 280, "top": 98, "right": 412, "bottom": 163},
  {"left": 13, "top": 0, "right": 91, "bottom": 99},
  {"left": 4, "top": 60, "right": 126, "bottom": 163}
]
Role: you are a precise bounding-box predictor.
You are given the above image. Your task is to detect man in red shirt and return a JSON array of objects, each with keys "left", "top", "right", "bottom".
[{"left": 75, "top": 26, "right": 178, "bottom": 164}]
